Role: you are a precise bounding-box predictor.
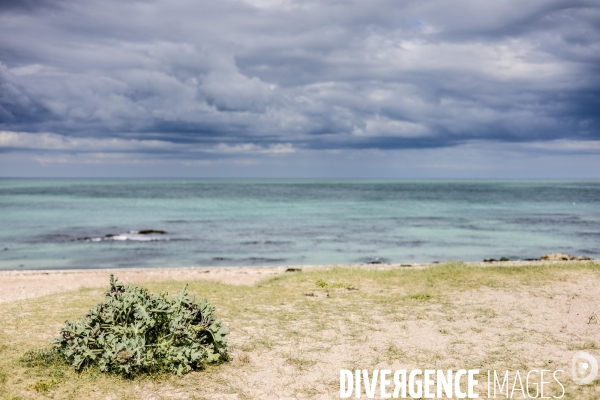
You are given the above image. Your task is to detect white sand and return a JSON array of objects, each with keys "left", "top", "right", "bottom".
[{"left": 0, "top": 260, "right": 586, "bottom": 303}]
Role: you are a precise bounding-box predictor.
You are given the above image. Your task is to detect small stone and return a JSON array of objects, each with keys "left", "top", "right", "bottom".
[
  {"left": 540, "top": 253, "right": 575, "bottom": 261},
  {"left": 137, "top": 229, "right": 167, "bottom": 235}
]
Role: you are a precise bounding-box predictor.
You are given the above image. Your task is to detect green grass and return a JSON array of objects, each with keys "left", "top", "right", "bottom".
[{"left": 1, "top": 261, "right": 599, "bottom": 399}]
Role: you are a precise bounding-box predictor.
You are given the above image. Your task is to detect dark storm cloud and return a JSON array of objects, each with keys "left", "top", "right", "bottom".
[
  {"left": 0, "top": 0, "right": 599, "bottom": 159},
  {"left": 0, "top": 0, "right": 61, "bottom": 12}
]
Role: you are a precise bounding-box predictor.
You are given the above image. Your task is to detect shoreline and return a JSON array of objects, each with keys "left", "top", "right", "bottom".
[{"left": 1, "top": 259, "right": 596, "bottom": 303}]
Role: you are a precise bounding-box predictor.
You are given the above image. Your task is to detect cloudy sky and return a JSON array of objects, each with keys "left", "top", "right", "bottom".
[{"left": 0, "top": 0, "right": 599, "bottom": 178}]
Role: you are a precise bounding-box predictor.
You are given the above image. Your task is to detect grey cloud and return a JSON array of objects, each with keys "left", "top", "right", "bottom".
[
  {"left": 0, "top": 0, "right": 598, "bottom": 165},
  {"left": 0, "top": 64, "right": 53, "bottom": 124},
  {"left": 0, "top": 0, "right": 63, "bottom": 12}
]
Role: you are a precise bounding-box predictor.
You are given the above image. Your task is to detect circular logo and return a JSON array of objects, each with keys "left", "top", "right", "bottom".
[{"left": 572, "top": 351, "right": 598, "bottom": 385}]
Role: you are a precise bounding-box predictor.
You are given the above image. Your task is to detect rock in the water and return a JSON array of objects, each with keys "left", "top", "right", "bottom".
[
  {"left": 285, "top": 268, "right": 302, "bottom": 272},
  {"left": 540, "top": 253, "right": 576, "bottom": 261},
  {"left": 367, "top": 257, "right": 384, "bottom": 264},
  {"left": 138, "top": 229, "right": 167, "bottom": 235},
  {"left": 575, "top": 255, "right": 593, "bottom": 261},
  {"left": 499, "top": 257, "right": 510, "bottom": 262},
  {"left": 483, "top": 258, "right": 496, "bottom": 262},
  {"left": 541, "top": 253, "right": 572, "bottom": 261}
]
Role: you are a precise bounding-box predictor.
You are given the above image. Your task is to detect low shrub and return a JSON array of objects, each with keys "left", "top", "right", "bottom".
[{"left": 53, "top": 275, "right": 229, "bottom": 377}]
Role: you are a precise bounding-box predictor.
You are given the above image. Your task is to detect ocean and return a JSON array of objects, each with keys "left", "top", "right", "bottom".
[{"left": 1, "top": 179, "right": 598, "bottom": 270}]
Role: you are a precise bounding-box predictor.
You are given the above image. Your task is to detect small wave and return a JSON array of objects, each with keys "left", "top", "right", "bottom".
[
  {"left": 357, "top": 256, "right": 391, "bottom": 264},
  {"left": 240, "top": 240, "right": 292, "bottom": 246},
  {"left": 580, "top": 248, "right": 600, "bottom": 255},
  {"left": 396, "top": 240, "right": 426, "bottom": 247},
  {"left": 27, "top": 233, "right": 73, "bottom": 244},
  {"left": 77, "top": 230, "right": 169, "bottom": 242},
  {"left": 579, "top": 232, "right": 600, "bottom": 238},
  {"left": 244, "top": 257, "right": 287, "bottom": 263}
]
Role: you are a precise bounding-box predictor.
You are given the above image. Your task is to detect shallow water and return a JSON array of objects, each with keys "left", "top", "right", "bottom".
[{"left": 1, "top": 179, "right": 598, "bottom": 270}]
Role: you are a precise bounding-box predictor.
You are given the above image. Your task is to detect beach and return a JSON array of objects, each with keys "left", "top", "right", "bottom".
[
  {"left": 0, "top": 259, "right": 583, "bottom": 303},
  {"left": 0, "top": 265, "right": 288, "bottom": 303},
  {"left": 2, "top": 179, "right": 600, "bottom": 398},
  {"left": 1, "top": 261, "right": 599, "bottom": 399}
]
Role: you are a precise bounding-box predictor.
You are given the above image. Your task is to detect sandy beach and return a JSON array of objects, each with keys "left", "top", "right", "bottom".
[
  {"left": 0, "top": 260, "right": 578, "bottom": 303},
  {"left": 1, "top": 261, "right": 599, "bottom": 399},
  {"left": 0, "top": 265, "right": 289, "bottom": 303}
]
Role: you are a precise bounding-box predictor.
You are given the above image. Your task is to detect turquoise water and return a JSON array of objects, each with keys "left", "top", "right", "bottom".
[{"left": 0, "top": 179, "right": 598, "bottom": 270}]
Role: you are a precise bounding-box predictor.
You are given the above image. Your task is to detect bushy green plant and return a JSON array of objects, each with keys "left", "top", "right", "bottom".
[{"left": 53, "top": 275, "right": 229, "bottom": 377}]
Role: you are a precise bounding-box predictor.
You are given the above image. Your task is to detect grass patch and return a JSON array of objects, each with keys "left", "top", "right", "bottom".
[
  {"left": 314, "top": 278, "right": 353, "bottom": 289},
  {"left": 408, "top": 293, "right": 432, "bottom": 301},
  {"left": 0, "top": 261, "right": 599, "bottom": 398}
]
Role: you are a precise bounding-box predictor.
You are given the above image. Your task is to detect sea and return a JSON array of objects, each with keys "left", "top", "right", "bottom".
[{"left": 1, "top": 179, "right": 599, "bottom": 270}]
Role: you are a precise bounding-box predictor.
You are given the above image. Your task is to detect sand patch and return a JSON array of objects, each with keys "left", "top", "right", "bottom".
[{"left": 1, "top": 262, "right": 599, "bottom": 399}]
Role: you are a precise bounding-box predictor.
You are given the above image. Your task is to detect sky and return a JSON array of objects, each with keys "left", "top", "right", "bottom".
[{"left": 0, "top": 0, "right": 599, "bottom": 178}]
